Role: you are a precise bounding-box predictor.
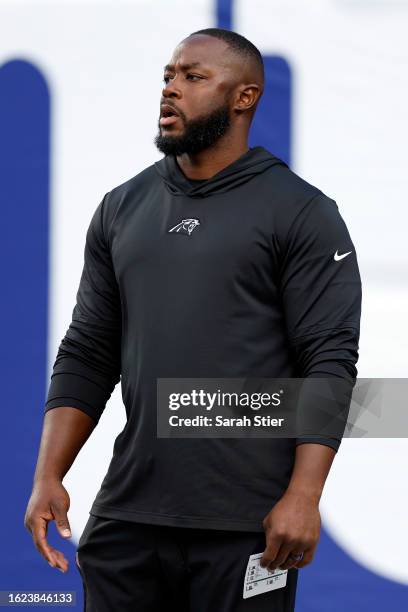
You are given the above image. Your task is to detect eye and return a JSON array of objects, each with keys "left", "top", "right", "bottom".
[
  {"left": 186, "top": 74, "right": 202, "bottom": 81},
  {"left": 163, "top": 74, "right": 173, "bottom": 84}
]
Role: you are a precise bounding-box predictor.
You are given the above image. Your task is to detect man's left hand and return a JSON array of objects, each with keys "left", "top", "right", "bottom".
[{"left": 260, "top": 490, "right": 321, "bottom": 571}]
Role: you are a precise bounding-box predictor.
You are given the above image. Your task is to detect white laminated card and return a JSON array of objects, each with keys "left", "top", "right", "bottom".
[{"left": 243, "top": 553, "right": 288, "bottom": 599}]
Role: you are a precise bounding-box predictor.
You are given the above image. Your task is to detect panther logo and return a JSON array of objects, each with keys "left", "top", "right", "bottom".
[{"left": 168, "top": 218, "right": 201, "bottom": 236}]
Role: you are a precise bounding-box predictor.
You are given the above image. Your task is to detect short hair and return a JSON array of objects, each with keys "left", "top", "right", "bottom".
[{"left": 188, "top": 27, "right": 264, "bottom": 84}]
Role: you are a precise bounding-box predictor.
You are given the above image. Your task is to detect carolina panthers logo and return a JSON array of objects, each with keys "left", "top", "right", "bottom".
[{"left": 168, "top": 218, "right": 201, "bottom": 236}]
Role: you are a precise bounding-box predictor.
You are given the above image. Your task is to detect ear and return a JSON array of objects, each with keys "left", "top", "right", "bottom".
[{"left": 234, "top": 84, "right": 262, "bottom": 113}]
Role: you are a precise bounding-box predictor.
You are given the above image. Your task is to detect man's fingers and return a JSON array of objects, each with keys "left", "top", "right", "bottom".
[
  {"left": 31, "top": 518, "right": 57, "bottom": 565},
  {"left": 294, "top": 548, "right": 315, "bottom": 569},
  {"left": 260, "top": 533, "right": 283, "bottom": 568},
  {"left": 279, "top": 549, "right": 305, "bottom": 570},
  {"left": 266, "top": 542, "right": 297, "bottom": 571},
  {"left": 31, "top": 518, "right": 69, "bottom": 572},
  {"left": 261, "top": 533, "right": 317, "bottom": 571},
  {"left": 50, "top": 501, "right": 72, "bottom": 539},
  {"left": 51, "top": 550, "right": 69, "bottom": 573}
]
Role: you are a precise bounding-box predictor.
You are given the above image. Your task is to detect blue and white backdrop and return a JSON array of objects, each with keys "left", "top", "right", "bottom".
[{"left": 1, "top": 0, "right": 407, "bottom": 609}]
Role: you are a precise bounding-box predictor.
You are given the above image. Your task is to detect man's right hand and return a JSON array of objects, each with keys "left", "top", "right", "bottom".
[{"left": 24, "top": 479, "right": 72, "bottom": 573}]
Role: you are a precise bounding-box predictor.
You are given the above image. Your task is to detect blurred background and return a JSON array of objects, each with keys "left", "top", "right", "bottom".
[{"left": 1, "top": 0, "right": 407, "bottom": 609}]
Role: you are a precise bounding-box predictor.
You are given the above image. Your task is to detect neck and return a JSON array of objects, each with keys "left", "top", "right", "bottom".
[{"left": 176, "top": 133, "right": 250, "bottom": 180}]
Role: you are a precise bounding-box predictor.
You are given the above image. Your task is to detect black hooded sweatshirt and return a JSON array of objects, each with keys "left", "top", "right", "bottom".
[{"left": 45, "top": 146, "right": 362, "bottom": 532}]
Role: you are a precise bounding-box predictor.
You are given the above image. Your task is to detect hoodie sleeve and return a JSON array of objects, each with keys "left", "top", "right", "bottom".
[
  {"left": 44, "top": 194, "right": 122, "bottom": 424},
  {"left": 278, "top": 192, "right": 362, "bottom": 451}
]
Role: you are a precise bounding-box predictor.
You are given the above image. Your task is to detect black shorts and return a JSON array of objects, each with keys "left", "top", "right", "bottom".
[{"left": 75, "top": 513, "right": 298, "bottom": 612}]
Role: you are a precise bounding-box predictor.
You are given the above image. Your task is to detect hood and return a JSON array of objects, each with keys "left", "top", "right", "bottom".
[{"left": 154, "top": 146, "right": 288, "bottom": 198}]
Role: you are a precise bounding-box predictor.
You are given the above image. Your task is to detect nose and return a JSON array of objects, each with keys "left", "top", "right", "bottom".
[{"left": 162, "top": 76, "right": 181, "bottom": 100}]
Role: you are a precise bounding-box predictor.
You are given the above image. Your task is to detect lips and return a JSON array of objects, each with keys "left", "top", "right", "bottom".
[{"left": 160, "top": 104, "right": 180, "bottom": 127}]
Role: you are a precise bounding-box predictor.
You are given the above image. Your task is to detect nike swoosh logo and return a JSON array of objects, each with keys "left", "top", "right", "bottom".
[{"left": 334, "top": 249, "right": 352, "bottom": 261}]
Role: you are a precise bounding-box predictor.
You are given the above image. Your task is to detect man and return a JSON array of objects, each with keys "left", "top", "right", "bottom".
[{"left": 24, "top": 28, "right": 362, "bottom": 611}]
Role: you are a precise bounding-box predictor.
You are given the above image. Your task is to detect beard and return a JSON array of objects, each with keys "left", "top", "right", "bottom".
[{"left": 154, "top": 102, "right": 231, "bottom": 156}]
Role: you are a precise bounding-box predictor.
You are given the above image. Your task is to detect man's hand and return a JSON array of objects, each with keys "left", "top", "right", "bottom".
[
  {"left": 24, "top": 479, "right": 72, "bottom": 573},
  {"left": 24, "top": 407, "right": 96, "bottom": 573},
  {"left": 260, "top": 489, "right": 321, "bottom": 571}
]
